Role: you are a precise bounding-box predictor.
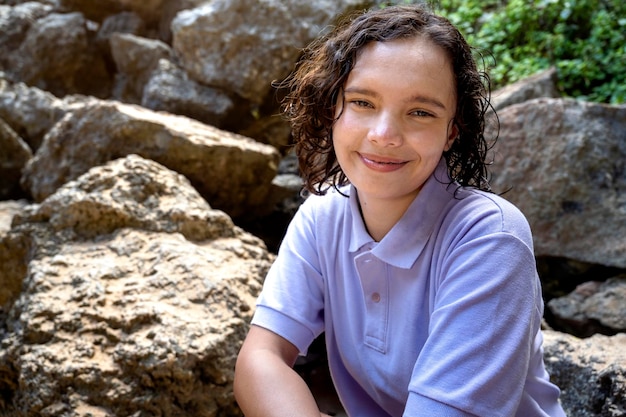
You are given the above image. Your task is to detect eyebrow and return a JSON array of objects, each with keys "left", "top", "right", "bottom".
[{"left": 343, "top": 87, "right": 448, "bottom": 110}]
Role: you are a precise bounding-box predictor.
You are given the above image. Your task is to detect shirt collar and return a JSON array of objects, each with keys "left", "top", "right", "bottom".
[{"left": 348, "top": 158, "right": 456, "bottom": 269}]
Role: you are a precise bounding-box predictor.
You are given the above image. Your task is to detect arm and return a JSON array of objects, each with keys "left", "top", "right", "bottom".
[{"left": 234, "top": 325, "right": 330, "bottom": 417}]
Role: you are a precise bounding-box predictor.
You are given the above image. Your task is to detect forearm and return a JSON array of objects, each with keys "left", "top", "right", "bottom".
[{"left": 234, "top": 348, "right": 323, "bottom": 417}]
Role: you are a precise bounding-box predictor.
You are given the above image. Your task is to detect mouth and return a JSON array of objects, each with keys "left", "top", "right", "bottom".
[{"left": 359, "top": 153, "right": 408, "bottom": 171}]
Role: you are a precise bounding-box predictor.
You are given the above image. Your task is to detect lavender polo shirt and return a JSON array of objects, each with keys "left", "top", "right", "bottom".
[{"left": 252, "top": 159, "right": 566, "bottom": 417}]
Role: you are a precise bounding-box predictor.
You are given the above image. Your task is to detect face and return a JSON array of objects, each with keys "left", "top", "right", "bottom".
[{"left": 333, "top": 36, "right": 457, "bottom": 214}]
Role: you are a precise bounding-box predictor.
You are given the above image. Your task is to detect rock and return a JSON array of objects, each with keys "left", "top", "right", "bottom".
[
  {"left": 59, "top": 0, "right": 166, "bottom": 26},
  {"left": 543, "top": 331, "right": 626, "bottom": 417},
  {"left": 0, "top": 154, "right": 273, "bottom": 416},
  {"left": 21, "top": 99, "right": 280, "bottom": 219},
  {"left": 97, "top": 10, "right": 146, "bottom": 41},
  {"left": 0, "top": 79, "right": 67, "bottom": 150},
  {"left": 26, "top": 154, "right": 239, "bottom": 241},
  {"left": 0, "top": 3, "right": 54, "bottom": 73},
  {"left": 0, "top": 117, "right": 31, "bottom": 199},
  {"left": 8, "top": 11, "right": 112, "bottom": 98},
  {"left": 110, "top": 33, "right": 172, "bottom": 103},
  {"left": 0, "top": 200, "right": 28, "bottom": 235},
  {"left": 548, "top": 277, "right": 626, "bottom": 337},
  {"left": 158, "top": 0, "right": 207, "bottom": 43},
  {"left": 238, "top": 112, "right": 292, "bottom": 151},
  {"left": 171, "top": 0, "right": 369, "bottom": 103},
  {"left": 488, "top": 98, "right": 626, "bottom": 268},
  {"left": 141, "top": 58, "right": 235, "bottom": 127},
  {"left": 95, "top": 11, "right": 147, "bottom": 65},
  {"left": 491, "top": 67, "right": 560, "bottom": 111}
]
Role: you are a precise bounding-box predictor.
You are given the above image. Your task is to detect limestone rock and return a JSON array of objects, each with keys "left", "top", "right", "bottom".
[
  {"left": 488, "top": 98, "right": 626, "bottom": 268},
  {"left": 491, "top": 67, "right": 560, "bottom": 111},
  {"left": 141, "top": 58, "right": 235, "bottom": 128},
  {"left": 171, "top": 0, "right": 369, "bottom": 103},
  {"left": 7, "top": 11, "right": 112, "bottom": 98},
  {"left": 0, "top": 79, "right": 67, "bottom": 151},
  {"left": 543, "top": 331, "right": 626, "bottom": 417},
  {"left": 110, "top": 33, "right": 173, "bottom": 103},
  {"left": 548, "top": 277, "right": 626, "bottom": 337},
  {"left": 0, "top": 117, "right": 31, "bottom": 199},
  {"left": 0, "top": 200, "right": 28, "bottom": 235},
  {"left": 158, "top": 0, "right": 208, "bottom": 43},
  {"left": 0, "top": 154, "right": 273, "bottom": 416},
  {"left": 26, "top": 154, "right": 238, "bottom": 241},
  {"left": 0, "top": 3, "right": 54, "bottom": 72},
  {"left": 21, "top": 99, "right": 280, "bottom": 219}
]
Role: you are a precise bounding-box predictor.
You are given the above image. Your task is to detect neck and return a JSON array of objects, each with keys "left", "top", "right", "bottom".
[{"left": 357, "top": 192, "right": 417, "bottom": 242}]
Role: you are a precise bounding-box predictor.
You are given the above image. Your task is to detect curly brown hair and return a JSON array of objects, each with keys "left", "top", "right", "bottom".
[{"left": 279, "top": 4, "right": 496, "bottom": 195}]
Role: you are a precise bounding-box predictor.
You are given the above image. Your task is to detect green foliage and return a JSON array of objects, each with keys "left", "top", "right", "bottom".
[{"left": 435, "top": 0, "right": 626, "bottom": 103}]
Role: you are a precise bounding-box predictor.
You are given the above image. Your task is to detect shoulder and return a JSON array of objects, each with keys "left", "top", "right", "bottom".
[
  {"left": 284, "top": 186, "right": 352, "bottom": 243},
  {"left": 297, "top": 185, "right": 352, "bottom": 222},
  {"left": 441, "top": 185, "right": 534, "bottom": 247}
]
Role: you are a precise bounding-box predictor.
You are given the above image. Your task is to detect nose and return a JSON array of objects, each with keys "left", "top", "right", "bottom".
[{"left": 367, "top": 112, "right": 402, "bottom": 146}]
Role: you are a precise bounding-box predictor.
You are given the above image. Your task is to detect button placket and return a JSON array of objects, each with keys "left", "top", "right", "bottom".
[{"left": 355, "top": 253, "right": 389, "bottom": 353}]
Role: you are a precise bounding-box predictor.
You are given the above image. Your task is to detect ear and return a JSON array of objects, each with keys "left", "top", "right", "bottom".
[{"left": 444, "top": 121, "right": 458, "bottom": 152}]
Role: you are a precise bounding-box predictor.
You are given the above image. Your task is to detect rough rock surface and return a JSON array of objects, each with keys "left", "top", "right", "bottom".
[
  {"left": 548, "top": 277, "right": 626, "bottom": 337},
  {"left": 141, "top": 58, "right": 235, "bottom": 128},
  {"left": 0, "top": 200, "right": 28, "bottom": 234},
  {"left": 489, "top": 98, "right": 626, "bottom": 268},
  {"left": 0, "top": 1, "right": 625, "bottom": 415},
  {"left": 170, "top": 0, "right": 369, "bottom": 103},
  {"left": 21, "top": 99, "right": 281, "bottom": 219},
  {"left": 543, "top": 331, "right": 626, "bottom": 417},
  {"left": 3, "top": 9, "right": 111, "bottom": 98},
  {"left": 0, "top": 154, "right": 274, "bottom": 416},
  {"left": 0, "top": 118, "right": 32, "bottom": 199},
  {"left": 490, "top": 67, "right": 560, "bottom": 111},
  {"left": 0, "top": 79, "right": 67, "bottom": 151},
  {"left": 110, "top": 32, "right": 172, "bottom": 103}
]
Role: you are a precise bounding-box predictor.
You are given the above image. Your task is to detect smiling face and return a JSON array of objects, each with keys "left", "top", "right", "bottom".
[{"left": 333, "top": 36, "right": 458, "bottom": 221}]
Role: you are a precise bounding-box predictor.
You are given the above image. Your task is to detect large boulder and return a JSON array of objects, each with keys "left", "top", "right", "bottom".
[
  {"left": 489, "top": 98, "right": 626, "bottom": 268},
  {"left": 490, "top": 67, "right": 560, "bottom": 111},
  {"left": 170, "top": 0, "right": 369, "bottom": 104},
  {"left": 0, "top": 154, "right": 273, "bottom": 416},
  {"left": 3, "top": 9, "right": 112, "bottom": 98},
  {"left": 21, "top": 99, "right": 281, "bottom": 219},
  {"left": 0, "top": 3, "right": 54, "bottom": 72}
]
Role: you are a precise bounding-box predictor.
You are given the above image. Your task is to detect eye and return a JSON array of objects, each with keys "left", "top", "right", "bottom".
[
  {"left": 410, "top": 109, "right": 434, "bottom": 117},
  {"left": 350, "top": 99, "right": 373, "bottom": 109}
]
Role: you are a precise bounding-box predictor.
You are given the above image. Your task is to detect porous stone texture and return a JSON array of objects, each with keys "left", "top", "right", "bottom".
[
  {"left": 21, "top": 100, "right": 280, "bottom": 219},
  {"left": 543, "top": 330, "right": 626, "bottom": 417},
  {"left": 489, "top": 98, "right": 626, "bottom": 268},
  {"left": 0, "top": 154, "right": 274, "bottom": 416}
]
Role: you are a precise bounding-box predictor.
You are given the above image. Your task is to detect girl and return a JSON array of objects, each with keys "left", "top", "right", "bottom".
[{"left": 234, "top": 4, "right": 566, "bottom": 417}]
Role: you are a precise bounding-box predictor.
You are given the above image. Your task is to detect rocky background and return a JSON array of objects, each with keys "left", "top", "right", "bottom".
[{"left": 0, "top": 0, "right": 624, "bottom": 416}]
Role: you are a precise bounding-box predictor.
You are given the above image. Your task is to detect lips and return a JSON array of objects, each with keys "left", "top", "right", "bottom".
[{"left": 359, "top": 153, "right": 408, "bottom": 172}]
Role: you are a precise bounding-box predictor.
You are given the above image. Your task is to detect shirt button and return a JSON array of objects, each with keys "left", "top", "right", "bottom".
[{"left": 371, "top": 292, "right": 381, "bottom": 303}]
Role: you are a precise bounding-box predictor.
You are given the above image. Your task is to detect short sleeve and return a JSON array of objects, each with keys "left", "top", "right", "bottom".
[
  {"left": 251, "top": 197, "right": 326, "bottom": 355},
  {"left": 405, "top": 205, "right": 543, "bottom": 416}
]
